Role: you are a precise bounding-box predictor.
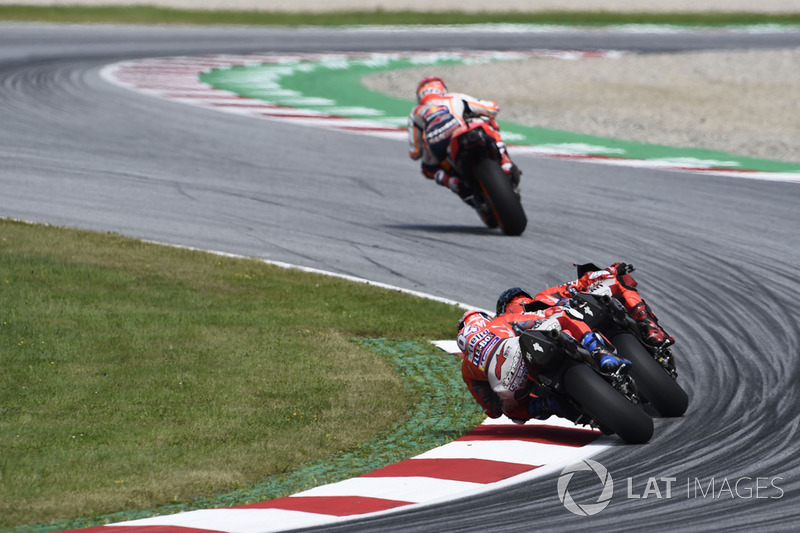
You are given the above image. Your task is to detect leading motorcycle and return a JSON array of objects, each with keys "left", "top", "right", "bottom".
[
  {"left": 444, "top": 119, "right": 527, "bottom": 236},
  {"left": 567, "top": 263, "right": 689, "bottom": 417}
]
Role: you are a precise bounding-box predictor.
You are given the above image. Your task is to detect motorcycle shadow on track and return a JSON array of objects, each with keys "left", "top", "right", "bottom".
[{"left": 385, "top": 223, "right": 524, "bottom": 236}]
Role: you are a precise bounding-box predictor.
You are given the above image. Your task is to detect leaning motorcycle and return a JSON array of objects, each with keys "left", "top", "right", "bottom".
[
  {"left": 518, "top": 323, "right": 654, "bottom": 444},
  {"left": 444, "top": 119, "right": 527, "bottom": 236},
  {"left": 567, "top": 264, "right": 689, "bottom": 417}
]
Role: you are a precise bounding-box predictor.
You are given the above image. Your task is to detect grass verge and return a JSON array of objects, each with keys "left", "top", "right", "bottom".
[
  {"left": 0, "top": 219, "right": 476, "bottom": 530},
  {"left": 0, "top": 6, "right": 798, "bottom": 26}
]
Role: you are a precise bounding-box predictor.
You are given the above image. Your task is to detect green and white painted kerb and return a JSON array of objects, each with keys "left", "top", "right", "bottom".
[{"left": 101, "top": 50, "right": 800, "bottom": 182}]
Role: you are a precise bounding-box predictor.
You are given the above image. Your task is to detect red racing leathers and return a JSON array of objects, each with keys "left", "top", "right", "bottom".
[
  {"left": 457, "top": 302, "right": 610, "bottom": 422},
  {"left": 533, "top": 263, "right": 674, "bottom": 347}
]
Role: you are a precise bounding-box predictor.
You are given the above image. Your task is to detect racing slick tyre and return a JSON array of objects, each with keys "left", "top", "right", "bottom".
[
  {"left": 474, "top": 159, "right": 527, "bottom": 236},
  {"left": 563, "top": 364, "right": 654, "bottom": 444},
  {"left": 612, "top": 333, "right": 689, "bottom": 417}
]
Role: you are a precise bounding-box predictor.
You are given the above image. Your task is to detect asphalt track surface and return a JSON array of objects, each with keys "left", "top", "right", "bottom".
[{"left": 2, "top": 22, "right": 800, "bottom": 532}]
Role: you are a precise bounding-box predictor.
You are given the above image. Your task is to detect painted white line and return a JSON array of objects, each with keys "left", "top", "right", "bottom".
[{"left": 134, "top": 238, "right": 481, "bottom": 311}]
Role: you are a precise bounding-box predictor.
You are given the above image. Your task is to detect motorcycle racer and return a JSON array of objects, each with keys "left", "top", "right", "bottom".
[
  {"left": 407, "top": 76, "right": 520, "bottom": 198},
  {"left": 456, "top": 287, "right": 629, "bottom": 424},
  {"left": 533, "top": 262, "right": 675, "bottom": 348}
]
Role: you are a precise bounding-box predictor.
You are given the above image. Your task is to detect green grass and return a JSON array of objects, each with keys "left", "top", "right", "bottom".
[
  {"left": 0, "top": 219, "right": 471, "bottom": 529},
  {"left": 0, "top": 5, "right": 798, "bottom": 26}
]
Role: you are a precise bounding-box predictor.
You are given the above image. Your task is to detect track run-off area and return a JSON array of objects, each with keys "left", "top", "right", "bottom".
[{"left": 103, "top": 50, "right": 800, "bottom": 180}]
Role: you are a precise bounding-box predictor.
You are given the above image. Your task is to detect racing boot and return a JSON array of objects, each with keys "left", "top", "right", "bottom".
[
  {"left": 594, "top": 350, "right": 631, "bottom": 374},
  {"left": 453, "top": 180, "right": 478, "bottom": 208},
  {"left": 434, "top": 169, "right": 471, "bottom": 200},
  {"left": 631, "top": 302, "right": 675, "bottom": 347},
  {"left": 497, "top": 141, "right": 522, "bottom": 188},
  {"left": 581, "top": 332, "right": 630, "bottom": 373}
]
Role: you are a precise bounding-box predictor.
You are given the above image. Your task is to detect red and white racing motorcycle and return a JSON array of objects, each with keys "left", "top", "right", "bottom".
[{"left": 444, "top": 119, "right": 527, "bottom": 236}]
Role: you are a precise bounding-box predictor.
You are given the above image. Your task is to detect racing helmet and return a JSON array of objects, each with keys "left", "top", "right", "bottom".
[
  {"left": 416, "top": 76, "right": 447, "bottom": 103},
  {"left": 496, "top": 287, "right": 533, "bottom": 316}
]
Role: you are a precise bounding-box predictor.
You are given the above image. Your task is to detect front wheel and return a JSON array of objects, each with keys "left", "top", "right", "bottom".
[
  {"left": 563, "top": 364, "right": 654, "bottom": 444},
  {"left": 612, "top": 333, "right": 689, "bottom": 417},
  {"left": 474, "top": 159, "right": 527, "bottom": 236}
]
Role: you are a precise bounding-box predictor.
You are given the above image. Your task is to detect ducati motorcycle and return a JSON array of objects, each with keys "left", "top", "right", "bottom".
[
  {"left": 518, "top": 320, "right": 654, "bottom": 444},
  {"left": 567, "top": 263, "right": 689, "bottom": 417}
]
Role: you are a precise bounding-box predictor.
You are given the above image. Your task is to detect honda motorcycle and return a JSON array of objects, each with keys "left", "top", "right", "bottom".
[
  {"left": 518, "top": 322, "right": 654, "bottom": 444},
  {"left": 567, "top": 263, "right": 689, "bottom": 417},
  {"left": 445, "top": 119, "right": 527, "bottom": 236}
]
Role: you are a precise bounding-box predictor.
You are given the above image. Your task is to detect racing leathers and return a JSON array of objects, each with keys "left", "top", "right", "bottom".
[
  {"left": 456, "top": 299, "right": 622, "bottom": 424},
  {"left": 533, "top": 262, "right": 675, "bottom": 347},
  {"left": 407, "top": 92, "right": 515, "bottom": 195}
]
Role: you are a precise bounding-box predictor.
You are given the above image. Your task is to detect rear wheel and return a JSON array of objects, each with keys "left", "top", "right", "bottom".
[
  {"left": 563, "top": 364, "right": 653, "bottom": 444},
  {"left": 612, "top": 333, "right": 689, "bottom": 417},
  {"left": 474, "top": 159, "right": 527, "bottom": 236}
]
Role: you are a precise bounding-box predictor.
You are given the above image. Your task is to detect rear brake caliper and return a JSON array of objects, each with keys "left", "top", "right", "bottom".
[
  {"left": 606, "top": 370, "right": 641, "bottom": 405},
  {"left": 655, "top": 347, "right": 678, "bottom": 378}
]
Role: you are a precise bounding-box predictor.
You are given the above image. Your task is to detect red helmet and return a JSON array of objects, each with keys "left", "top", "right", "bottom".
[{"left": 416, "top": 76, "right": 447, "bottom": 103}]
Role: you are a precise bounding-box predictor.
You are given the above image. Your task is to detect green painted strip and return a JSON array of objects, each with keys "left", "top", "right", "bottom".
[
  {"left": 12, "top": 339, "right": 482, "bottom": 533},
  {"left": 201, "top": 55, "right": 800, "bottom": 174}
]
